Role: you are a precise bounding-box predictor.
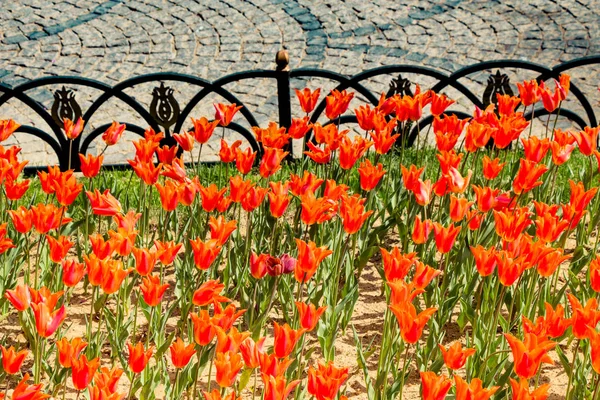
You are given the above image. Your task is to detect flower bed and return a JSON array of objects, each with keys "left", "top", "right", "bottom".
[{"left": 0, "top": 74, "right": 597, "bottom": 399}]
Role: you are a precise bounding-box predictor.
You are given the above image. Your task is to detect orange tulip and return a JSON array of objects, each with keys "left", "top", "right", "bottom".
[
  {"left": 496, "top": 93, "right": 521, "bottom": 116},
  {"left": 449, "top": 195, "right": 473, "bottom": 222},
  {"left": 132, "top": 138, "right": 159, "bottom": 163},
  {"left": 240, "top": 337, "right": 265, "bottom": 369},
  {"left": 420, "top": 371, "right": 452, "bottom": 400},
  {"left": 208, "top": 215, "right": 237, "bottom": 246},
  {"left": 8, "top": 206, "right": 32, "bottom": 234},
  {"left": 259, "top": 147, "right": 288, "bottom": 178},
  {"left": 262, "top": 374, "right": 301, "bottom": 400},
  {"left": 505, "top": 333, "right": 555, "bottom": 379},
  {"left": 0, "top": 119, "right": 20, "bottom": 142},
  {"left": 259, "top": 353, "right": 293, "bottom": 378},
  {"left": 154, "top": 240, "right": 182, "bottom": 266},
  {"left": 432, "top": 223, "right": 461, "bottom": 254},
  {"left": 190, "top": 238, "right": 221, "bottom": 271},
  {"left": 157, "top": 144, "right": 178, "bottom": 164},
  {"left": 155, "top": 180, "right": 181, "bottom": 211},
  {"left": 140, "top": 275, "right": 169, "bottom": 307},
  {"left": 235, "top": 147, "right": 256, "bottom": 175},
  {"left": 253, "top": 122, "right": 290, "bottom": 149},
  {"left": 127, "top": 342, "right": 153, "bottom": 373},
  {"left": 340, "top": 194, "right": 373, "bottom": 234},
  {"left": 0, "top": 345, "right": 28, "bottom": 374},
  {"left": 45, "top": 235, "right": 72, "bottom": 263},
  {"left": 290, "top": 171, "right": 324, "bottom": 196},
  {"left": 169, "top": 337, "right": 196, "bottom": 368},
  {"left": 102, "top": 121, "right": 126, "bottom": 146},
  {"left": 493, "top": 114, "right": 529, "bottom": 149},
  {"left": 190, "top": 310, "right": 216, "bottom": 346},
  {"left": 192, "top": 117, "right": 219, "bottom": 144},
  {"left": 192, "top": 279, "right": 230, "bottom": 307},
  {"left": 295, "top": 88, "right": 320, "bottom": 114},
  {"left": 219, "top": 139, "right": 242, "bottom": 163},
  {"left": 482, "top": 156, "right": 505, "bottom": 180},
  {"left": 173, "top": 131, "right": 194, "bottom": 152},
  {"left": 108, "top": 228, "right": 137, "bottom": 257},
  {"left": 568, "top": 293, "right": 600, "bottom": 339},
  {"left": 128, "top": 158, "right": 162, "bottom": 186},
  {"left": 433, "top": 114, "right": 468, "bottom": 151},
  {"left": 295, "top": 302, "right": 327, "bottom": 332},
  {"left": 338, "top": 135, "right": 372, "bottom": 170},
  {"left": 5, "top": 177, "right": 29, "bottom": 200},
  {"left": 493, "top": 207, "right": 532, "bottom": 242},
  {"left": 86, "top": 189, "right": 122, "bottom": 216},
  {"left": 390, "top": 302, "right": 436, "bottom": 344},
  {"left": 288, "top": 116, "right": 312, "bottom": 139},
  {"left": 522, "top": 137, "right": 550, "bottom": 163},
  {"left": 131, "top": 247, "right": 157, "bottom": 276},
  {"left": 470, "top": 245, "right": 497, "bottom": 277},
  {"left": 89, "top": 234, "right": 114, "bottom": 260},
  {"left": 536, "top": 248, "right": 570, "bottom": 277},
  {"left": 5, "top": 284, "right": 30, "bottom": 311},
  {"left": 31, "top": 302, "right": 66, "bottom": 338},
  {"left": 100, "top": 261, "right": 133, "bottom": 295},
  {"left": 510, "top": 378, "right": 549, "bottom": 400},
  {"left": 11, "top": 373, "right": 50, "bottom": 400},
  {"left": 551, "top": 130, "right": 576, "bottom": 165},
  {"left": 214, "top": 103, "right": 242, "bottom": 126},
  {"left": 381, "top": 248, "right": 417, "bottom": 282},
  {"left": 71, "top": 354, "right": 100, "bottom": 390},
  {"left": 590, "top": 255, "right": 600, "bottom": 292},
  {"left": 273, "top": 322, "right": 304, "bottom": 358},
  {"left": 325, "top": 89, "right": 354, "bottom": 120},
  {"left": 63, "top": 117, "right": 84, "bottom": 140},
  {"left": 56, "top": 337, "right": 87, "bottom": 368},
  {"left": 267, "top": 181, "right": 290, "bottom": 218},
  {"left": 241, "top": 185, "right": 268, "bottom": 212},
  {"left": 304, "top": 142, "right": 332, "bottom": 164},
  {"left": 61, "top": 259, "right": 86, "bottom": 287},
  {"left": 214, "top": 327, "right": 250, "bottom": 354},
  {"left": 573, "top": 126, "right": 599, "bottom": 156},
  {"left": 369, "top": 120, "right": 399, "bottom": 154},
  {"left": 295, "top": 239, "right": 333, "bottom": 283},
  {"left": 30, "top": 203, "right": 71, "bottom": 233},
  {"left": 214, "top": 350, "right": 243, "bottom": 387},
  {"left": 199, "top": 183, "right": 228, "bottom": 213},
  {"left": 535, "top": 213, "right": 569, "bottom": 243},
  {"left": 412, "top": 261, "right": 441, "bottom": 289},
  {"left": 412, "top": 216, "right": 433, "bottom": 245},
  {"left": 307, "top": 361, "right": 349, "bottom": 400},
  {"left": 464, "top": 121, "right": 492, "bottom": 152},
  {"left": 438, "top": 342, "right": 475, "bottom": 370},
  {"left": 454, "top": 376, "right": 498, "bottom": 400},
  {"left": 517, "top": 79, "right": 539, "bottom": 106},
  {"left": 94, "top": 366, "right": 123, "bottom": 393},
  {"left": 79, "top": 153, "right": 103, "bottom": 178},
  {"left": 358, "top": 159, "right": 385, "bottom": 191},
  {"left": 250, "top": 252, "right": 269, "bottom": 280},
  {"left": 430, "top": 93, "right": 454, "bottom": 116}
]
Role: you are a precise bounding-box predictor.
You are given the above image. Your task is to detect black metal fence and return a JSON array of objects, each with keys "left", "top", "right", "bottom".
[{"left": 1, "top": 50, "right": 599, "bottom": 172}]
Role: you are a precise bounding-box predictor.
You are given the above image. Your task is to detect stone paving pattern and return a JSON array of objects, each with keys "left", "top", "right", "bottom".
[{"left": 0, "top": 0, "right": 599, "bottom": 165}]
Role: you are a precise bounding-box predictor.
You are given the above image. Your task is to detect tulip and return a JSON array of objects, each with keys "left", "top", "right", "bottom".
[
  {"left": 505, "top": 333, "right": 555, "bottom": 379},
  {"left": 127, "top": 342, "right": 153, "bottom": 373},
  {"left": 56, "top": 337, "right": 87, "bottom": 368},
  {"left": 79, "top": 153, "right": 103, "bottom": 178},
  {"left": 192, "top": 279, "right": 230, "bottom": 307},
  {"left": 140, "top": 275, "right": 169, "bottom": 307},
  {"left": 192, "top": 117, "right": 219, "bottom": 144},
  {"left": 102, "top": 121, "right": 126, "bottom": 146},
  {"left": 420, "top": 371, "right": 452, "bottom": 400},
  {"left": 71, "top": 354, "right": 100, "bottom": 390},
  {"left": 214, "top": 351, "right": 244, "bottom": 387},
  {"left": 1, "top": 345, "right": 28, "bottom": 374},
  {"left": 307, "top": 361, "right": 349, "bottom": 400},
  {"left": 295, "top": 88, "right": 320, "bottom": 114},
  {"left": 273, "top": 322, "right": 304, "bottom": 358},
  {"left": 438, "top": 342, "right": 476, "bottom": 370},
  {"left": 214, "top": 103, "right": 242, "bottom": 126},
  {"left": 169, "top": 337, "right": 196, "bottom": 368},
  {"left": 295, "top": 302, "right": 327, "bottom": 332}
]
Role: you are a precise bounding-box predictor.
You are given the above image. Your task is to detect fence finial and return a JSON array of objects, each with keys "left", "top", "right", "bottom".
[{"left": 275, "top": 49, "right": 290, "bottom": 72}]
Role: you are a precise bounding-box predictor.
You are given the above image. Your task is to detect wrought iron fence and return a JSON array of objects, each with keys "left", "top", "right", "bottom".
[{"left": 1, "top": 50, "right": 599, "bottom": 172}]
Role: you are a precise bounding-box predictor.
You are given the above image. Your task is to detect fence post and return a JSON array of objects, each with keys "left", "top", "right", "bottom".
[{"left": 275, "top": 49, "right": 293, "bottom": 157}]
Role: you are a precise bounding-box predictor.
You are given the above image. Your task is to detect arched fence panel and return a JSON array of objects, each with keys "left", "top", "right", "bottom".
[{"left": 0, "top": 51, "right": 598, "bottom": 173}]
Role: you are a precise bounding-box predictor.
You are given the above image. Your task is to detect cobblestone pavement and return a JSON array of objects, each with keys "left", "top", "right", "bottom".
[{"left": 0, "top": 0, "right": 599, "bottom": 165}]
